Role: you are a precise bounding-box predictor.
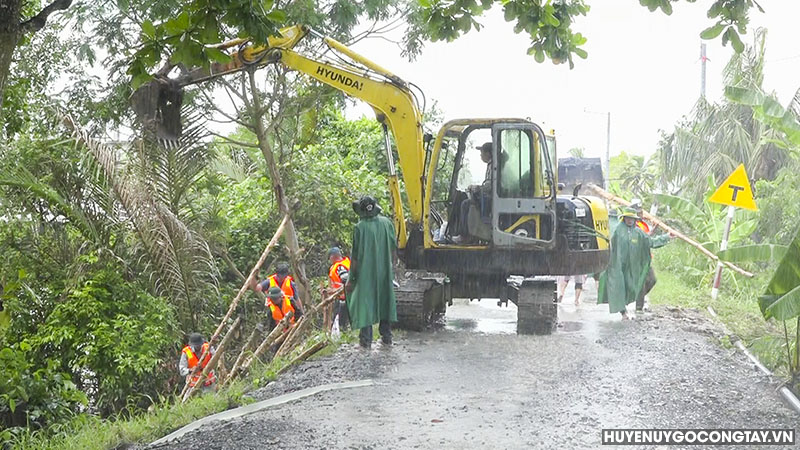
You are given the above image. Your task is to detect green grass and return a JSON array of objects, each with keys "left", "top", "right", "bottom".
[{"left": 11, "top": 331, "right": 351, "bottom": 450}]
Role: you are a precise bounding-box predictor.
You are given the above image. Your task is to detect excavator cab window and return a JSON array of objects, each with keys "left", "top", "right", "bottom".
[{"left": 497, "top": 130, "right": 534, "bottom": 198}]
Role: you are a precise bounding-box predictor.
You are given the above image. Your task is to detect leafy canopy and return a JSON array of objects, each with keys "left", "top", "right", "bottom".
[{"left": 417, "top": 0, "right": 761, "bottom": 68}]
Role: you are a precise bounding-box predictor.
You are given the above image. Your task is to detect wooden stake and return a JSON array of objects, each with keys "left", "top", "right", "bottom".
[
  {"left": 275, "top": 293, "right": 338, "bottom": 358},
  {"left": 220, "top": 324, "right": 262, "bottom": 388},
  {"left": 182, "top": 317, "right": 241, "bottom": 402},
  {"left": 180, "top": 214, "right": 290, "bottom": 395},
  {"left": 586, "top": 183, "right": 754, "bottom": 278},
  {"left": 237, "top": 311, "right": 294, "bottom": 376}
]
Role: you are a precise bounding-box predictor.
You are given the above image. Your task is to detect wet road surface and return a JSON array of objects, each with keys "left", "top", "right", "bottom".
[{"left": 152, "top": 280, "right": 798, "bottom": 449}]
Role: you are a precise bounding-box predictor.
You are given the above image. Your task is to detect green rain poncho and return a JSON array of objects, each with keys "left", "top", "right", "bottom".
[
  {"left": 598, "top": 219, "right": 670, "bottom": 313},
  {"left": 347, "top": 208, "right": 398, "bottom": 330}
]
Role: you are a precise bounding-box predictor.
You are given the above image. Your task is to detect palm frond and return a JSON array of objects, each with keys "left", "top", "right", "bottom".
[
  {"left": 63, "top": 114, "right": 219, "bottom": 328},
  {"left": 0, "top": 165, "right": 101, "bottom": 243}
]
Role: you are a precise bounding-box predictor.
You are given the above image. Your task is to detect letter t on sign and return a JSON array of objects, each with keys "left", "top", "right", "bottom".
[{"left": 728, "top": 184, "right": 744, "bottom": 202}]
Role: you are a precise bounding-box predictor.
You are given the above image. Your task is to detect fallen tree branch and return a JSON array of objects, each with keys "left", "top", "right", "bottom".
[{"left": 586, "top": 183, "right": 754, "bottom": 278}]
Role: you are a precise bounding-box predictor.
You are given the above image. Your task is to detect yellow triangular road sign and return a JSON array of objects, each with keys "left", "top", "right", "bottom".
[{"left": 708, "top": 164, "right": 758, "bottom": 211}]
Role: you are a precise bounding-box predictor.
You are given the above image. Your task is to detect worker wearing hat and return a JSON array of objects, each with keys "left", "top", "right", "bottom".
[
  {"left": 629, "top": 198, "right": 651, "bottom": 234},
  {"left": 179, "top": 333, "right": 216, "bottom": 391},
  {"left": 348, "top": 195, "right": 397, "bottom": 348},
  {"left": 265, "top": 286, "right": 303, "bottom": 332},
  {"left": 599, "top": 207, "right": 671, "bottom": 320},
  {"left": 628, "top": 199, "right": 670, "bottom": 312},
  {"left": 327, "top": 247, "right": 351, "bottom": 331},
  {"left": 255, "top": 261, "right": 302, "bottom": 310}
]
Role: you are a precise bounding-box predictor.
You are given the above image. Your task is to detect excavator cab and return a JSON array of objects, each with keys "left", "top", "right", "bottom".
[{"left": 426, "top": 119, "right": 557, "bottom": 250}]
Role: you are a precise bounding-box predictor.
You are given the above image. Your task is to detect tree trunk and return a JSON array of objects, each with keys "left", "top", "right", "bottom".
[
  {"left": 0, "top": 0, "right": 21, "bottom": 123},
  {"left": 246, "top": 69, "right": 311, "bottom": 309}
]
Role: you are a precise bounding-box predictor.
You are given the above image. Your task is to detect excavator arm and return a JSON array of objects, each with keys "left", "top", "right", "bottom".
[{"left": 134, "top": 25, "right": 426, "bottom": 248}]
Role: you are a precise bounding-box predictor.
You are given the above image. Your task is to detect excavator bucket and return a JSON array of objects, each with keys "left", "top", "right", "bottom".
[{"left": 131, "top": 78, "right": 185, "bottom": 140}]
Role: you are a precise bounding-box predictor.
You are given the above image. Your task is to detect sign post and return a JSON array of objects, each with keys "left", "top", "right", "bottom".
[{"left": 708, "top": 164, "right": 758, "bottom": 300}]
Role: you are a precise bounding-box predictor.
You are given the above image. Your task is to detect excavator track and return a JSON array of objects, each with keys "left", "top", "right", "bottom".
[
  {"left": 515, "top": 278, "right": 557, "bottom": 335},
  {"left": 395, "top": 271, "right": 448, "bottom": 331}
]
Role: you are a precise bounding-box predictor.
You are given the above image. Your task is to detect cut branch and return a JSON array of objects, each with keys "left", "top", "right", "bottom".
[
  {"left": 275, "top": 288, "right": 340, "bottom": 358},
  {"left": 276, "top": 340, "right": 328, "bottom": 375},
  {"left": 235, "top": 311, "right": 294, "bottom": 379},
  {"left": 20, "top": 0, "right": 73, "bottom": 34},
  {"left": 221, "top": 324, "right": 262, "bottom": 388}
]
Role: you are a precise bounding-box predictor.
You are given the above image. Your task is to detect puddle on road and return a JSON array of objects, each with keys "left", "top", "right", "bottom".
[
  {"left": 557, "top": 321, "right": 584, "bottom": 332},
  {"left": 446, "top": 317, "right": 518, "bottom": 334},
  {"left": 445, "top": 299, "right": 517, "bottom": 334},
  {"left": 444, "top": 293, "right": 611, "bottom": 339}
]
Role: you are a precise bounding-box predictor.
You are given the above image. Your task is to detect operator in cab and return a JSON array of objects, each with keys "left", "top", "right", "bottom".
[{"left": 453, "top": 142, "right": 493, "bottom": 243}]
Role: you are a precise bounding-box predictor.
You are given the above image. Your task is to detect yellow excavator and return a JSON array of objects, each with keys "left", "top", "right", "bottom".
[{"left": 133, "top": 25, "right": 610, "bottom": 334}]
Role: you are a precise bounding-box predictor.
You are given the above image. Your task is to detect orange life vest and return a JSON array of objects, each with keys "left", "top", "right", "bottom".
[
  {"left": 182, "top": 342, "right": 215, "bottom": 387},
  {"left": 268, "top": 274, "right": 295, "bottom": 299},
  {"left": 268, "top": 295, "right": 296, "bottom": 325},
  {"left": 636, "top": 219, "right": 651, "bottom": 234},
  {"left": 328, "top": 257, "right": 350, "bottom": 299}
]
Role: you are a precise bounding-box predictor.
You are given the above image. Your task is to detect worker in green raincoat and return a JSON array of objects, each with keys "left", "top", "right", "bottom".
[
  {"left": 598, "top": 207, "right": 671, "bottom": 319},
  {"left": 346, "top": 195, "right": 398, "bottom": 349}
]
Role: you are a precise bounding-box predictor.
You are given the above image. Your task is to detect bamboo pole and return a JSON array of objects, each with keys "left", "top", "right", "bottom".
[
  {"left": 586, "top": 183, "right": 754, "bottom": 278},
  {"left": 237, "top": 311, "right": 294, "bottom": 377},
  {"left": 275, "top": 290, "right": 339, "bottom": 358},
  {"left": 182, "top": 317, "right": 241, "bottom": 402},
  {"left": 276, "top": 341, "right": 328, "bottom": 375},
  {"left": 271, "top": 329, "right": 289, "bottom": 349},
  {"left": 275, "top": 317, "right": 310, "bottom": 359},
  {"left": 180, "top": 214, "right": 290, "bottom": 395},
  {"left": 220, "top": 324, "right": 262, "bottom": 388}
]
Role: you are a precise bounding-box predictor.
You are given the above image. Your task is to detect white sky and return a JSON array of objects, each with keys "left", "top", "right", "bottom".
[{"left": 343, "top": 0, "right": 800, "bottom": 161}]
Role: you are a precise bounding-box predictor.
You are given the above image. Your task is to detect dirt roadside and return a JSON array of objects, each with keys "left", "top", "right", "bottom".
[{"left": 151, "top": 287, "right": 798, "bottom": 450}]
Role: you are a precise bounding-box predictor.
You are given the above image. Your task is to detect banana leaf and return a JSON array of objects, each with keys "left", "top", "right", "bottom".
[
  {"left": 719, "top": 244, "right": 788, "bottom": 263},
  {"left": 760, "top": 226, "right": 800, "bottom": 320},
  {"left": 654, "top": 193, "right": 706, "bottom": 229}
]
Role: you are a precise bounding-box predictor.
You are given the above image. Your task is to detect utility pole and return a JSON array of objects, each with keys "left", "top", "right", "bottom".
[
  {"left": 605, "top": 111, "right": 611, "bottom": 190},
  {"left": 584, "top": 108, "right": 612, "bottom": 190},
  {"left": 700, "top": 43, "right": 707, "bottom": 98}
]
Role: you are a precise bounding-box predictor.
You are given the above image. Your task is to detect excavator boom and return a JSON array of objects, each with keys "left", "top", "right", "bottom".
[{"left": 133, "top": 25, "right": 427, "bottom": 247}]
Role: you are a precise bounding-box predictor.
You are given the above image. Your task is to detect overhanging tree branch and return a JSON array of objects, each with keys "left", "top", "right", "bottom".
[{"left": 20, "top": 0, "right": 73, "bottom": 34}]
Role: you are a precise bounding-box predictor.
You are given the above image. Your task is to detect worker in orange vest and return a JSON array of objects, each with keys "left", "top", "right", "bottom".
[
  {"left": 179, "top": 333, "right": 216, "bottom": 391},
  {"left": 255, "top": 262, "right": 302, "bottom": 310},
  {"left": 266, "top": 286, "right": 303, "bottom": 332},
  {"left": 328, "top": 247, "right": 351, "bottom": 331},
  {"left": 630, "top": 199, "right": 672, "bottom": 313}
]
